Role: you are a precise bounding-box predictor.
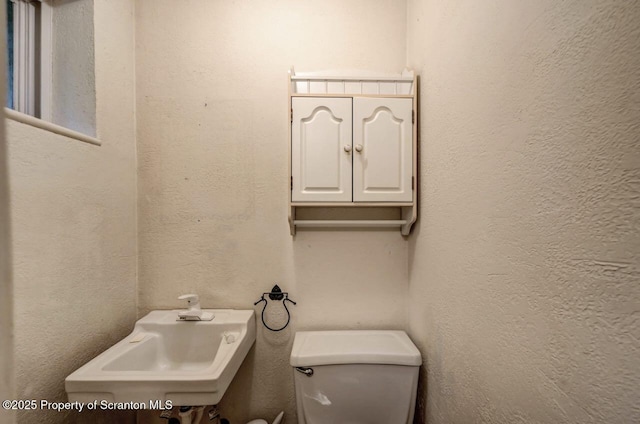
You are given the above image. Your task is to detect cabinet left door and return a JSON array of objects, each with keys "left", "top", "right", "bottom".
[{"left": 292, "top": 97, "right": 353, "bottom": 202}]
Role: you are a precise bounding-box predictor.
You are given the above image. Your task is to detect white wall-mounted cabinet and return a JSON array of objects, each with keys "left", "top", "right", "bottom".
[
  {"left": 288, "top": 69, "right": 418, "bottom": 235},
  {"left": 292, "top": 97, "right": 413, "bottom": 203}
]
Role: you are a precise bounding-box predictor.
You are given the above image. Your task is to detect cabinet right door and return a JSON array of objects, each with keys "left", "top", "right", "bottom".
[{"left": 353, "top": 97, "right": 413, "bottom": 202}]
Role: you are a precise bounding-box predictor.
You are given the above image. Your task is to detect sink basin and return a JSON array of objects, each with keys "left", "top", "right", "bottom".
[{"left": 65, "top": 309, "right": 255, "bottom": 406}]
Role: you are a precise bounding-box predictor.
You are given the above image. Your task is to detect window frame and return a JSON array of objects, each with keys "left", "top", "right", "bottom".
[
  {"left": 9, "top": 0, "right": 51, "bottom": 119},
  {"left": 6, "top": 0, "right": 99, "bottom": 146}
]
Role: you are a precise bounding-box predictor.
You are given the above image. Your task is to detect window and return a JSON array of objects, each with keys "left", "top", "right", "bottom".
[
  {"left": 5, "top": 0, "right": 52, "bottom": 119},
  {"left": 5, "top": 0, "right": 96, "bottom": 139}
]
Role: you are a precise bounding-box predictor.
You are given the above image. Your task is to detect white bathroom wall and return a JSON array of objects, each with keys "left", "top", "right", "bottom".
[
  {"left": 0, "top": 4, "right": 15, "bottom": 423},
  {"left": 0, "top": 128, "right": 15, "bottom": 424},
  {"left": 406, "top": 1, "right": 640, "bottom": 423},
  {"left": 135, "top": 0, "right": 409, "bottom": 421},
  {"left": 0, "top": 121, "right": 14, "bottom": 424},
  {"left": 7, "top": 1, "right": 137, "bottom": 423}
]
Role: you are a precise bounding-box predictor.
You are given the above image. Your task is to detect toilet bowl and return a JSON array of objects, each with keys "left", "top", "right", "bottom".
[{"left": 290, "top": 330, "right": 421, "bottom": 424}]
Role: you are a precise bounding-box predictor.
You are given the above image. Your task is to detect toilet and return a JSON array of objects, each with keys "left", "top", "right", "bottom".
[{"left": 290, "top": 330, "right": 422, "bottom": 424}]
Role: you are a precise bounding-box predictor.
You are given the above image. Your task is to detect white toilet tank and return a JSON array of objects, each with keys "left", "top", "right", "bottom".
[{"left": 290, "top": 330, "right": 422, "bottom": 424}]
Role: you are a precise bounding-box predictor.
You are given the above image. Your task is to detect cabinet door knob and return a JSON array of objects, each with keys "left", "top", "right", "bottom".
[
  {"left": 355, "top": 144, "right": 363, "bottom": 153},
  {"left": 344, "top": 145, "right": 352, "bottom": 153}
]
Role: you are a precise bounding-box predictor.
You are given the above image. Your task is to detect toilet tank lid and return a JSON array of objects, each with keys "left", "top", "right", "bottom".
[{"left": 290, "top": 330, "right": 421, "bottom": 367}]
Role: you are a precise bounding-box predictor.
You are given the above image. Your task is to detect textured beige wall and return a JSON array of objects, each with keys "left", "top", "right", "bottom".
[
  {"left": 406, "top": 1, "right": 640, "bottom": 423},
  {"left": 10, "top": 2, "right": 636, "bottom": 424},
  {"left": 7, "top": 1, "right": 137, "bottom": 423},
  {"left": 135, "top": 0, "right": 408, "bottom": 421},
  {"left": 0, "top": 122, "right": 15, "bottom": 424},
  {"left": 1, "top": 3, "right": 15, "bottom": 423}
]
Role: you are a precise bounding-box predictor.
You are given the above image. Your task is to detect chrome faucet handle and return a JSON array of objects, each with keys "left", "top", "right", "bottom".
[{"left": 177, "top": 294, "right": 214, "bottom": 321}]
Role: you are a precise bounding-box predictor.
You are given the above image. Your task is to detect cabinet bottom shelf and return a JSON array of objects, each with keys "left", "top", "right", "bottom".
[{"left": 289, "top": 205, "right": 416, "bottom": 236}]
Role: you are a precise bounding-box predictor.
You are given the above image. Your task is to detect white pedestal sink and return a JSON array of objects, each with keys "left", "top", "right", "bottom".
[{"left": 65, "top": 309, "right": 255, "bottom": 406}]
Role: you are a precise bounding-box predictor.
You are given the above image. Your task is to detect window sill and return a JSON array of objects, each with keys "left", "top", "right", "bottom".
[{"left": 4, "top": 108, "right": 101, "bottom": 146}]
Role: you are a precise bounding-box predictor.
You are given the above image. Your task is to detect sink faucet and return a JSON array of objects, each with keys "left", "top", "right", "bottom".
[{"left": 177, "top": 294, "right": 214, "bottom": 321}]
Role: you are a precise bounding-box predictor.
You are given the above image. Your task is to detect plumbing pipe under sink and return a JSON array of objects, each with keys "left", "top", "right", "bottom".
[
  {"left": 178, "top": 406, "right": 204, "bottom": 424},
  {"left": 247, "top": 411, "right": 284, "bottom": 424}
]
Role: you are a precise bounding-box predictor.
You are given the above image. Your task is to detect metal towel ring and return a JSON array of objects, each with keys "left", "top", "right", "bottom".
[{"left": 253, "top": 285, "right": 297, "bottom": 332}]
